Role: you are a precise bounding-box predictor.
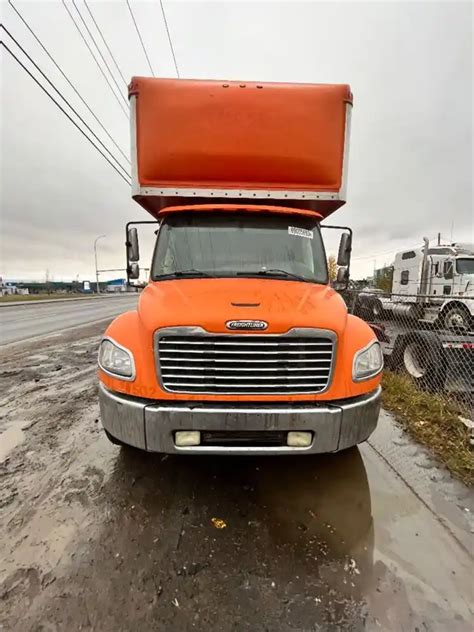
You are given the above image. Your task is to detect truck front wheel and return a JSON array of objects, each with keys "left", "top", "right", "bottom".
[
  {"left": 371, "top": 299, "right": 385, "bottom": 319},
  {"left": 442, "top": 304, "right": 472, "bottom": 332},
  {"left": 104, "top": 429, "right": 136, "bottom": 450}
]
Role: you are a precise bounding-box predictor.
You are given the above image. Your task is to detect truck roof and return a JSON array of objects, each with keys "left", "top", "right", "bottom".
[
  {"left": 395, "top": 243, "right": 474, "bottom": 261},
  {"left": 129, "top": 78, "right": 352, "bottom": 220}
]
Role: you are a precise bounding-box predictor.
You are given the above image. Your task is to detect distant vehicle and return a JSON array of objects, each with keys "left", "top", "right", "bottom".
[
  {"left": 359, "top": 239, "right": 474, "bottom": 330},
  {"left": 106, "top": 278, "right": 127, "bottom": 293}
]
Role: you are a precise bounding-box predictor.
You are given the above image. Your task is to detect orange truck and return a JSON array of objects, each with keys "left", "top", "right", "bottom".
[{"left": 98, "top": 78, "right": 383, "bottom": 454}]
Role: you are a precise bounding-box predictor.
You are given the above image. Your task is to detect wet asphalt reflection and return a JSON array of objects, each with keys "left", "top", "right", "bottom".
[{"left": 58, "top": 448, "right": 374, "bottom": 630}]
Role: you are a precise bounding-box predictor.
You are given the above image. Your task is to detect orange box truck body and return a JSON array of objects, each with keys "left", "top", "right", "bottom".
[{"left": 98, "top": 78, "right": 382, "bottom": 454}]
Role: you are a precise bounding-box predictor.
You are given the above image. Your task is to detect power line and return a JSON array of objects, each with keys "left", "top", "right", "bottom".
[
  {"left": 352, "top": 235, "right": 440, "bottom": 261},
  {"left": 1, "top": 42, "right": 131, "bottom": 186},
  {"left": 1, "top": 25, "right": 130, "bottom": 181},
  {"left": 352, "top": 248, "right": 407, "bottom": 262},
  {"left": 8, "top": 0, "right": 130, "bottom": 164},
  {"left": 71, "top": 0, "right": 128, "bottom": 107},
  {"left": 159, "top": 0, "right": 180, "bottom": 78},
  {"left": 83, "top": 0, "right": 128, "bottom": 87},
  {"left": 62, "top": 0, "right": 129, "bottom": 117},
  {"left": 126, "top": 0, "right": 155, "bottom": 77}
]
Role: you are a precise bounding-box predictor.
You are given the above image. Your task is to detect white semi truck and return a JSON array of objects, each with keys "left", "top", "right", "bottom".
[{"left": 362, "top": 238, "right": 474, "bottom": 331}]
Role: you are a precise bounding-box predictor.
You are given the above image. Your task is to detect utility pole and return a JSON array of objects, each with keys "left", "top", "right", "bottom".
[{"left": 94, "top": 235, "right": 106, "bottom": 294}]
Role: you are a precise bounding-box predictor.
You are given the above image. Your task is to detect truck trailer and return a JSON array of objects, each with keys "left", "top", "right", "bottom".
[{"left": 98, "top": 78, "right": 383, "bottom": 455}]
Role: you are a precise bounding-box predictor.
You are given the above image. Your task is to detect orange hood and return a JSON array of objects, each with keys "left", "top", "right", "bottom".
[
  {"left": 137, "top": 278, "right": 347, "bottom": 334},
  {"left": 101, "top": 278, "right": 381, "bottom": 401}
]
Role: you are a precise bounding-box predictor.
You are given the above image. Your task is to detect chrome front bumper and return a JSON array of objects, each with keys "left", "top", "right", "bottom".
[{"left": 99, "top": 383, "right": 381, "bottom": 454}]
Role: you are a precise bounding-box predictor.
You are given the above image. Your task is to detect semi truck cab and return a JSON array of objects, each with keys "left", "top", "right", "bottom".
[
  {"left": 98, "top": 78, "right": 383, "bottom": 454},
  {"left": 372, "top": 241, "right": 474, "bottom": 330}
]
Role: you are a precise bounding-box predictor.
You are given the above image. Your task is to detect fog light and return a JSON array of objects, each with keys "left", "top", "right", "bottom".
[
  {"left": 287, "top": 431, "right": 312, "bottom": 447},
  {"left": 175, "top": 431, "right": 201, "bottom": 447}
]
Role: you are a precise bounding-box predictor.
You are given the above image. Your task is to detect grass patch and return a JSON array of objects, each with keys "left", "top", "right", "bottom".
[{"left": 382, "top": 371, "right": 473, "bottom": 486}]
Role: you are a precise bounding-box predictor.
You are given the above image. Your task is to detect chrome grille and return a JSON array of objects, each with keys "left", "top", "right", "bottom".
[{"left": 155, "top": 328, "right": 335, "bottom": 394}]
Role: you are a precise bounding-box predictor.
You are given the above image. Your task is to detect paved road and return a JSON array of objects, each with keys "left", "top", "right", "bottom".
[{"left": 0, "top": 295, "right": 138, "bottom": 345}]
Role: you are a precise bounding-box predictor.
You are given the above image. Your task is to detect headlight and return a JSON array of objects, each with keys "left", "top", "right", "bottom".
[
  {"left": 98, "top": 338, "right": 135, "bottom": 380},
  {"left": 353, "top": 340, "right": 383, "bottom": 381}
]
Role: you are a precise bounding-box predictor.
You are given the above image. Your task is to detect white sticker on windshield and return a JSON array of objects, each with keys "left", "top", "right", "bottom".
[{"left": 288, "top": 226, "right": 313, "bottom": 239}]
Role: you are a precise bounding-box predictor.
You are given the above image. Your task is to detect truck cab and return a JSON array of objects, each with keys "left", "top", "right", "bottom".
[
  {"left": 98, "top": 78, "right": 383, "bottom": 454},
  {"left": 390, "top": 242, "right": 474, "bottom": 329}
]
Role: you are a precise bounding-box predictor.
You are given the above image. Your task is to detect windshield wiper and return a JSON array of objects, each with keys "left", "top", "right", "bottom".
[
  {"left": 236, "top": 269, "right": 309, "bottom": 282},
  {"left": 155, "top": 269, "right": 214, "bottom": 279}
]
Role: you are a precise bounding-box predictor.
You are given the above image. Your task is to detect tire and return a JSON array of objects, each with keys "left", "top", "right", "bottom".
[
  {"left": 391, "top": 331, "right": 446, "bottom": 391},
  {"left": 442, "top": 305, "right": 472, "bottom": 332},
  {"left": 372, "top": 299, "right": 384, "bottom": 319},
  {"left": 357, "top": 297, "right": 373, "bottom": 321},
  {"left": 104, "top": 429, "right": 135, "bottom": 450},
  {"left": 360, "top": 306, "right": 373, "bottom": 321}
]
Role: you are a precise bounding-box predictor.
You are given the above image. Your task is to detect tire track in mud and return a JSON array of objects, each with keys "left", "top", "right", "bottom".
[
  {"left": 0, "top": 322, "right": 110, "bottom": 625},
  {"left": 0, "top": 332, "right": 101, "bottom": 495}
]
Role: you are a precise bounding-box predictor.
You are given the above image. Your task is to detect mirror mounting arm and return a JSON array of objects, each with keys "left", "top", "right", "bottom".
[
  {"left": 124, "top": 220, "right": 159, "bottom": 286},
  {"left": 321, "top": 224, "right": 353, "bottom": 291}
]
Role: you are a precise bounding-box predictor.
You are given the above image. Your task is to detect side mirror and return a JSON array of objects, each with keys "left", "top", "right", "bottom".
[
  {"left": 128, "top": 262, "right": 140, "bottom": 279},
  {"left": 443, "top": 261, "right": 454, "bottom": 280},
  {"left": 337, "top": 232, "right": 352, "bottom": 267},
  {"left": 332, "top": 267, "right": 349, "bottom": 291},
  {"left": 127, "top": 227, "right": 140, "bottom": 262},
  {"left": 336, "top": 267, "right": 348, "bottom": 284}
]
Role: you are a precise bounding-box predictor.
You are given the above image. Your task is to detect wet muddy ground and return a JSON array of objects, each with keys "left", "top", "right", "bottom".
[{"left": 1, "top": 322, "right": 473, "bottom": 631}]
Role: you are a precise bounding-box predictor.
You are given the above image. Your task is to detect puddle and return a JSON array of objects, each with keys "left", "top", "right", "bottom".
[{"left": 0, "top": 425, "right": 25, "bottom": 463}]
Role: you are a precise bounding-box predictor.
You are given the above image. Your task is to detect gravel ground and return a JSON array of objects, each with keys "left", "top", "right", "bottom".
[{"left": 0, "top": 322, "right": 472, "bottom": 631}]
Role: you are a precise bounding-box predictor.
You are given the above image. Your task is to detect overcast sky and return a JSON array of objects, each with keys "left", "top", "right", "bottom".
[{"left": 1, "top": 0, "right": 472, "bottom": 282}]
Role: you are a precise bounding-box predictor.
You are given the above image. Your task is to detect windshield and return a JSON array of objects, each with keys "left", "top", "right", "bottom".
[
  {"left": 152, "top": 212, "right": 328, "bottom": 284},
  {"left": 456, "top": 258, "right": 474, "bottom": 275}
]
